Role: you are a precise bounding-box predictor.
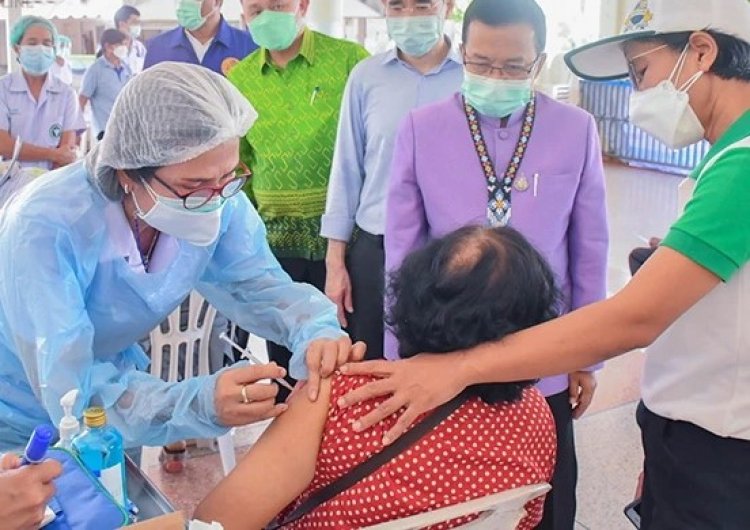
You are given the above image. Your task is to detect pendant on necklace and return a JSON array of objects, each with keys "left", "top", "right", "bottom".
[{"left": 514, "top": 172, "right": 530, "bottom": 192}]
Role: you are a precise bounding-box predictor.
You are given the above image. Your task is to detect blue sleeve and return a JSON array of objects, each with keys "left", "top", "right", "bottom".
[
  {"left": 197, "top": 195, "right": 346, "bottom": 380},
  {"left": 320, "top": 66, "right": 366, "bottom": 242},
  {"left": 0, "top": 215, "right": 228, "bottom": 448},
  {"left": 143, "top": 38, "right": 158, "bottom": 70},
  {"left": 79, "top": 64, "right": 97, "bottom": 99}
]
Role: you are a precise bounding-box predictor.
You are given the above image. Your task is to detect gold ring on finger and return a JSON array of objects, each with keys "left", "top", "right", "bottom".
[{"left": 241, "top": 384, "right": 250, "bottom": 404}]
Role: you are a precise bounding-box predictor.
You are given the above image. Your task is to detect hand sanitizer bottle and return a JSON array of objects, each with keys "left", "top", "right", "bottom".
[
  {"left": 72, "top": 407, "right": 128, "bottom": 507},
  {"left": 56, "top": 389, "right": 80, "bottom": 450}
]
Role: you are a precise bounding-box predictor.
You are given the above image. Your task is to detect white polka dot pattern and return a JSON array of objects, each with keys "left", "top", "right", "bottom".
[{"left": 283, "top": 374, "right": 557, "bottom": 529}]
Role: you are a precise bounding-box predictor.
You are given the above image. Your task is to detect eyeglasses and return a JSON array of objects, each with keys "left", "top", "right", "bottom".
[
  {"left": 626, "top": 44, "right": 668, "bottom": 88},
  {"left": 385, "top": 0, "right": 442, "bottom": 15},
  {"left": 463, "top": 55, "right": 541, "bottom": 80},
  {"left": 138, "top": 161, "right": 252, "bottom": 210}
]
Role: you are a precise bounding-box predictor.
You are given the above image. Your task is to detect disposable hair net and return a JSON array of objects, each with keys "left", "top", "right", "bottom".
[
  {"left": 10, "top": 15, "right": 58, "bottom": 47},
  {"left": 89, "top": 61, "right": 258, "bottom": 200}
]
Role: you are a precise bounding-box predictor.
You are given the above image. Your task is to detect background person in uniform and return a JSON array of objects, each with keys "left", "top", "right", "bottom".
[
  {"left": 321, "top": 0, "right": 463, "bottom": 360},
  {"left": 79, "top": 29, "right": 133, "bottom": 141},
  {"left": 228, "top": 0, "right": 369, "bottom": 398},
  {"left": 0, "top": 16, "right": 85, "bottom": 170},
  {"left": 115, "top": 4, "right": 147, "bottom": 75},
  {"left": 144, "top": 0, "right": 258, "bottom": 76}
]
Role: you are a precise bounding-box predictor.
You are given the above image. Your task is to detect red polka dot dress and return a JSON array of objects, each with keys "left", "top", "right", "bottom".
[{"left": 285, "top": 374, "right": 557, "bottom": 529}]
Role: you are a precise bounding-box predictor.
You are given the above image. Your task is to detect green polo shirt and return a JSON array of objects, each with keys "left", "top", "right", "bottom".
[
  {"left": 228, "top": 29, "right": 369, "bottom": 260},
  {"left": 662, "top": 110, "right": 750, "bottom": 281}
]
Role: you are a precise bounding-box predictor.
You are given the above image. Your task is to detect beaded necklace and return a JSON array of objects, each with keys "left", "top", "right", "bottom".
[
  {"left": 133, "top": 217, "right": 158, "bottom": 272},
  {"left": 462, "top": 95, "right": 537, "bottom": 227}
]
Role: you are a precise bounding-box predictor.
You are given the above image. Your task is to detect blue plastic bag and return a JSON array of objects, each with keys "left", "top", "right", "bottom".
[{"left": 44, "top": 447, "right": 130, "bottom": 529}]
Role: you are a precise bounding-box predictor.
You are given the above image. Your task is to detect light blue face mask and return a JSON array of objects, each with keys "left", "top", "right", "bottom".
[
  {"left": 462, "top": 71, "right": 533, "bottom": 118},
  {"left": 386, "top": 15, "right": 444, "bottom": 58},
  {"left": 18, "top": 45, "right": 56, "bottom": 76}
]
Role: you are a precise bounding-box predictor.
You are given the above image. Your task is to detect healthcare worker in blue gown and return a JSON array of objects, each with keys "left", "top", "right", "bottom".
[{"left": 0, "top": 62, "right": 360, "bottom": 451}]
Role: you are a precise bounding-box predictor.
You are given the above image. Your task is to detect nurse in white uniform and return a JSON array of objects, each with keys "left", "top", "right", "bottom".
[{"left": 0, "top": 16, "right": 85, "bottom": 171}]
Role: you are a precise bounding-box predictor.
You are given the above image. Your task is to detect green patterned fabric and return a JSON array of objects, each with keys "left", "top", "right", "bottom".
[{"left": 228, "top": 28, "right": 369, "bottom": 260}]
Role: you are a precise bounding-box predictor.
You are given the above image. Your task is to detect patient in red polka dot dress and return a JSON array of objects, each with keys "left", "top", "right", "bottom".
[
  {"left": 196, "top": 226, "right": 559, "bottom": 529},
  {"left": 287, "top": 374, "right": 556, "bottom": 529}
]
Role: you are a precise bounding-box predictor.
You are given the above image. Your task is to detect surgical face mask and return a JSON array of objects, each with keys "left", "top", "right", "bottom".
[
  {"left": 386, "top": 15, "right": 444, "bottom": 58},
  {"left": 131, "top": 179, "right": 226, "bottom": 247},
  {"left": 113, "top": 45, "right": 129, "bottom": 60},
  {"left": 18, "top": 45, "right": 56, "bottom": 76},
  {"left": 177, "top": 0, "right": 215, "bottom": 32},
  {"left": 461, "top": 71, "right": 533, "bottom": 118},
  {"left": 248, "top": 10, "right": 301, "bottom": 51},
  {"left": 129, "top": 25, "right": 142, "bottom": 39},
  {"left": 628, "top": 45, "right": 705, "bottom": 149}
]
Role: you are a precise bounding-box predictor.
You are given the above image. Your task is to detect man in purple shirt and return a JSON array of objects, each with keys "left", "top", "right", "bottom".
[
  {"left": 385, "top": 0, "right": 608, "bottom": 527},
  {"left": 144, "top": 0, "right": 257, "bottom": 76}
]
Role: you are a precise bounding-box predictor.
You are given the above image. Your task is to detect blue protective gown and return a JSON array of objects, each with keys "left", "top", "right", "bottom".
[{"left": 0, "top": 162, "right": 344, "bottom": 450}]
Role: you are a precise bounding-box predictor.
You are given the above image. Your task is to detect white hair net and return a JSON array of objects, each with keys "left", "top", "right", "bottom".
[{"left": 88, "top": 61, "right": 258, "bottom": 200}]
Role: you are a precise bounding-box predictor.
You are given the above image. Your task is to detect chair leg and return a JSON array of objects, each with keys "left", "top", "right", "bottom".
[{"left": 217, "top": 431, "right": 236, "bottom": 476}]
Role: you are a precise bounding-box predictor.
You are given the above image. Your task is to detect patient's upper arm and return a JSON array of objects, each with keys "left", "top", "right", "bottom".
[{"left": 194, "top": 379, "right": 332, "bottom": 530}]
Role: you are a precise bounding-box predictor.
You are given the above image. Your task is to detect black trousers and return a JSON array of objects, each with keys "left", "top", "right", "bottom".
[
  {"left": 346, "top": 230, "right": 385, "bottom": 360},
  {"left": 538, "top": 390, "right": 578, "bottom": 530},
  {"left": 231, "top": 257, "right": 326, "bottom": 402},
  {"left": 637, "top": 402, "right": 750, "bottom": 529},
  {"left": 268, "top": 257, "right": 326, "bottom": 402}
]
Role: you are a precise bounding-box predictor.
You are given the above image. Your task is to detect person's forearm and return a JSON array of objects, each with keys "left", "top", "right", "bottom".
[
  {"left": 458, "top": 295, "right": 650, "bottom": 387},
  {"left": 0, "top": 136, "right": 55, "bottom": 163},
  {"left": 458, "top": 248, "right": 721, "bottom": 387},
  {"left": 326, "top": 239, "right": 347, "bottom": 267}
]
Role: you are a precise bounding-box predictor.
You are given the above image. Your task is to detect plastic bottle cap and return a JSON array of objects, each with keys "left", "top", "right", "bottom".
[
  {"left": 24, "top": 425, "right": 54, "bottom": 463},
  {"left": 83, "top": 407, "right": 107, "bottom": 428}
]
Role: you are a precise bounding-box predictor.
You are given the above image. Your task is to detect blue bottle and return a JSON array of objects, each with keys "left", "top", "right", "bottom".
[{"left": 72, "top": 407, "right": 128, "bottom": 507}]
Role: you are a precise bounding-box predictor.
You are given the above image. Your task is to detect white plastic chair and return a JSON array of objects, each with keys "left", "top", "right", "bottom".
[
  {"left": 361, "top": 483, "right": 551, "bottom": 530},
  {"left": 148, "top": 291, "right": 236, "bottom": 475}
]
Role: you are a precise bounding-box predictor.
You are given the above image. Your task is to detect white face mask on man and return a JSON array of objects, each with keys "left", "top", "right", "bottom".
[
  {"left": 129, "top": 179, "right": 225, "bottom": 247},
  {"left": 628, "top": 44, "right": 706, "bottom": 149}
]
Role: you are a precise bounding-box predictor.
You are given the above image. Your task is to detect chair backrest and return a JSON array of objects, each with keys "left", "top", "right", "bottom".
[
  {"left": 149, "top": 291, "right": 217, "bottom": 383},
  {"left": 360, "top": 483, "right": 551, "bottom": 530}
]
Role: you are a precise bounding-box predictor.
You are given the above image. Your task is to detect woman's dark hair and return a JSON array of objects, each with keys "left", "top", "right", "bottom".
[
  {"left": 642, "top": 30, "right": 750, "bottom": 81},
  {"left": 96, "top": 29, "right": 127, "bottom": 59},
  {"left": 114, "top": 5, "right": 140, "bottom": 29},
  {"left": 387, "top": 225, "right": 560, "bottom": 405},
  {"left": 462, "top": 0, "right": 547, "bottom": 54}
]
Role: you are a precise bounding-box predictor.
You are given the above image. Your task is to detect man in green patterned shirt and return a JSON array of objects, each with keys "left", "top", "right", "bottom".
[{"left": 229, "top": 0, "right": 369, "bottom": 394}]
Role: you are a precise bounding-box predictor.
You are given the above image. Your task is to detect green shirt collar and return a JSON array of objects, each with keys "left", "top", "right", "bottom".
[
  {"left": 260, "top": 26, "right": 315, "bottom": 73},
  {"left": 693, "top": 109, "right": 750, "bottom": 178}
]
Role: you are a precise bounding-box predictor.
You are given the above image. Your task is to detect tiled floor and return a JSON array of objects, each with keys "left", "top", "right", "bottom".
[{"left": 141, "top": 162, "right": 686, "bottom": 528}]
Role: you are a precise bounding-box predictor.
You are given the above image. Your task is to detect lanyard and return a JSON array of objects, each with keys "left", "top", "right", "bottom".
[{"left": 462, "top": 95, "right": 537, "bottom": 227}]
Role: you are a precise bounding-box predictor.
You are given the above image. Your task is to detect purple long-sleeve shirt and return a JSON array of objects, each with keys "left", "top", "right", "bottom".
[{"left": 385, "top": 92, "right": 609, "bottom": 397}]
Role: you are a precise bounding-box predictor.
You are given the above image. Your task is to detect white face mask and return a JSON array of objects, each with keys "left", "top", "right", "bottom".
[
  {"left": 130, "top": 179, "right": 225, "bottom": 247},
  {"left": 113, "top": 45, "right": 129, "bottom": 60},
  {"left": 628, "top": 44, "right": 705, "bottom": 149}
]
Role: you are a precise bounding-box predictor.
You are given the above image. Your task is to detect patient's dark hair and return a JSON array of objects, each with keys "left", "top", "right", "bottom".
[{"left": 387, "top": 225, "right": 559, "bottom": 405}]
